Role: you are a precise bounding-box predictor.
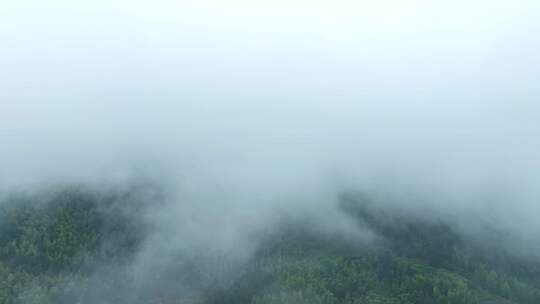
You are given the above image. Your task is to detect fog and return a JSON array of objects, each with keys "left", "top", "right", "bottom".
[{"left": 1, "top": 0, "right": 540, "bottom": 296}]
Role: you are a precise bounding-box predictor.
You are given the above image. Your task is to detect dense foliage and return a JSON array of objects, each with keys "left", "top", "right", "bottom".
[{"left": 0, "top": 187, "right": 539, "bottom": 303}]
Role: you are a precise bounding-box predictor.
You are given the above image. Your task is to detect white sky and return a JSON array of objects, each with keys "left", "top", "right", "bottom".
[{"left": 0, "top": 0, "right": 539, "bottom": 196}]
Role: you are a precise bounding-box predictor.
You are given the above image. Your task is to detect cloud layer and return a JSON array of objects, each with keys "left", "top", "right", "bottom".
[{"left": 1, "top": 0, "right": 540, "bottom": 265}]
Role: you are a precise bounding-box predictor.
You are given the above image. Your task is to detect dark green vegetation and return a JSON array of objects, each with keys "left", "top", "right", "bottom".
[{"left": 1, "top": 187, "right": 539, "bottom": 303}]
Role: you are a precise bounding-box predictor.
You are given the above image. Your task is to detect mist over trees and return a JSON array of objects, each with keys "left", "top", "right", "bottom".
[
  {"left": 1, "top": 185, "right": 540, "bottom": 304},
  {"left": 2, "top": 0, "right": 540, "bottom": 303}
]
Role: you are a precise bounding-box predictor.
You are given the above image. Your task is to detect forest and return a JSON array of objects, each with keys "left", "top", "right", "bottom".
[{"left": 1, "top": 186, "right": 539, "bottom": 304}]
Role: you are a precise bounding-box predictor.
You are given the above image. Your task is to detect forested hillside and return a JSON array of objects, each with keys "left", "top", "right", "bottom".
[{"left": 1, "top": 187, "right": 539, "bottom": 304}]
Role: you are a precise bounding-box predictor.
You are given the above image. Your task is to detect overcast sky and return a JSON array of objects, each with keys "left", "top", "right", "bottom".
[{"left": 1, "top": 1, "right": 540, "bottom": 256}]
